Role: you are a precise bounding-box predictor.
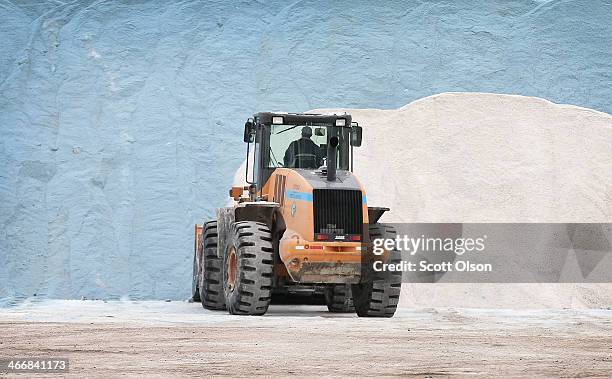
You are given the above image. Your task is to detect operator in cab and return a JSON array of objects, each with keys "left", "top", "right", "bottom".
[{"left": 283, "top": 126, "right": 324, "bottom": 168}]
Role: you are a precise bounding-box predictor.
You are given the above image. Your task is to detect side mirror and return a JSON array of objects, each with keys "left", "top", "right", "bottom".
[
  {"left": 315, "top": 127, "right": 326, "bottom": 136},
  {"left": 243, "top": 119, "right": 254, "bottom": 143},
  {"left": 350, "top": 125, "right": 362, "bottom": 147}
]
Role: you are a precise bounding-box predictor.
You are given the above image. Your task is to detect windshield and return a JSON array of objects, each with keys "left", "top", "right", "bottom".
[{"left": 266, "top": 123, "right": 350, "bottom": 170}]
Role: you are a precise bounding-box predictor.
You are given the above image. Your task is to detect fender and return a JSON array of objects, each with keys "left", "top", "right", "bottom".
[
  {"left": 367, "top": 207, "right": 390, "bottom": 224},
  {"left": 216, "top": 202, "right": 281, "bottom": 259}
]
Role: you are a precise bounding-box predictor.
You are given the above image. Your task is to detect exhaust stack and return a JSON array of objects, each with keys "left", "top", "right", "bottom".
[{"left": 326, "top": 136, "right": 338, "bottom": 181}]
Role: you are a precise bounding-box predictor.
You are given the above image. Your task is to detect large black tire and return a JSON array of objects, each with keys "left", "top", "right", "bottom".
[
  {"left": 191, "top": 251, "right": 201, "bottom": 302},
  {"left": 223, "top": 221, "right": 274, "bottom": 315},
  {"left": 324, "top": 284, "right": 355, "bottom": 313},
  {"left": 199, "top": 221, "right": 226, "bottom": 310},
  {"left": 352, "top": 223, "right": 402, "bottom": 317}
]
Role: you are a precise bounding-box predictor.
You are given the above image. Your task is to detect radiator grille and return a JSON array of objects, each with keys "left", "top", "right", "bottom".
[{"left": 313, "top": 189, "right": 363, "bottom": 236}]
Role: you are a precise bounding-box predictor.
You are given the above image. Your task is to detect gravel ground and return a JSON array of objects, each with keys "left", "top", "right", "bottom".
[{"left": 0, "top": 301, "right": 611, "bottom": 377}]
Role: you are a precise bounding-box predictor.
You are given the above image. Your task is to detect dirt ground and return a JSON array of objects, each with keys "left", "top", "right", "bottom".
[{"left": 1, "top": 302, "right": 611, "bottom": 377}]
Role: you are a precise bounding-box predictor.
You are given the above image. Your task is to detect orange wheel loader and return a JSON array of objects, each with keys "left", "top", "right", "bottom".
[{"left": 192, "top": 113, "right": 401, "bottom": 316}]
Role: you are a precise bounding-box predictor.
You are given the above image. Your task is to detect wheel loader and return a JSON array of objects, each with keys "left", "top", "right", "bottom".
[{"left": 192, "top": 112, "right": 401, "bottom": 316}]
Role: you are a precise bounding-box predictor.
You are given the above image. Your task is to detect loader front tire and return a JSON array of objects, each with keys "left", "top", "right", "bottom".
[
  {"left": 352, "top": 223, "right": 402, "bottom": 317},
  {"left": 325, "top": 284, "right": 355, "bottom": 313},
  {"left": 223, "top": 221, "right": 274, "bottom": 315},
  {"left": 199, "top": 221, "right": 226, "bottom": 310}
]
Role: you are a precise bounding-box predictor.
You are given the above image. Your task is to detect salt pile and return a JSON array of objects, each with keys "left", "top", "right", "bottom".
[
  {"left": 310, "top": 93, "right": 612, "bottom": 308},
  {"left": 317, "top": 92, "right": 612, "bottom": 223}
]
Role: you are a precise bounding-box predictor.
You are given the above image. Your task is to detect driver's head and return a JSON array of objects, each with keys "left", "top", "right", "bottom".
[{"left": 301, "top": 126, "right": 312, "bottom": 138}]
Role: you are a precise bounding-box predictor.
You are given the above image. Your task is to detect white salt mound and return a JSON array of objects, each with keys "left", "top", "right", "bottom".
[{"left": 315, "top": 92, "right": 612, "bottom": 223}]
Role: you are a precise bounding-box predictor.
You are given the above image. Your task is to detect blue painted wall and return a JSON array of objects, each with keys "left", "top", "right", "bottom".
[{"left": 1, "top": 0, "right": 611, "bottom": 301}]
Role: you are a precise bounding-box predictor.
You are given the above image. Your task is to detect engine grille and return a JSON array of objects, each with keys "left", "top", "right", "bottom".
[{"left": 313, "top": 189, "right": 363, "bottom": 236}]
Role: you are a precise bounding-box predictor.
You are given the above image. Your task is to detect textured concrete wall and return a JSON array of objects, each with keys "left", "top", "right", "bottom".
[{"left": 1, "top": 0, "right": 611, "bottom": 301}]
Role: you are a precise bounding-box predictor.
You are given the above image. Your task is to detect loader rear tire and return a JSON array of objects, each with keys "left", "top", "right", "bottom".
[
  {"left": 191, "top": 252, "right": 201, "bottom": 302},
  {"left": 325, "top": 284, "right": 355, "bottom": 313},
  {"left": 223, "top": 221, "right": 274, "bottom": 315},
  {"left": 199, "top": 221, "right": 226, "bottom": 310},
  {"left": 352, "top": 223, "right": 402, "bottom": 317}
]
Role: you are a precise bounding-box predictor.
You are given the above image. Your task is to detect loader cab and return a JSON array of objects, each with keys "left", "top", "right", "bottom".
[{"left": 243, "top": 113, "right": 362, "bottom": 191}]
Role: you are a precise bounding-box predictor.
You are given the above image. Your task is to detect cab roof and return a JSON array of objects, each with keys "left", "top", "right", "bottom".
[{"left": 255, "top": 112, "right": 352, "bottom": 126}]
